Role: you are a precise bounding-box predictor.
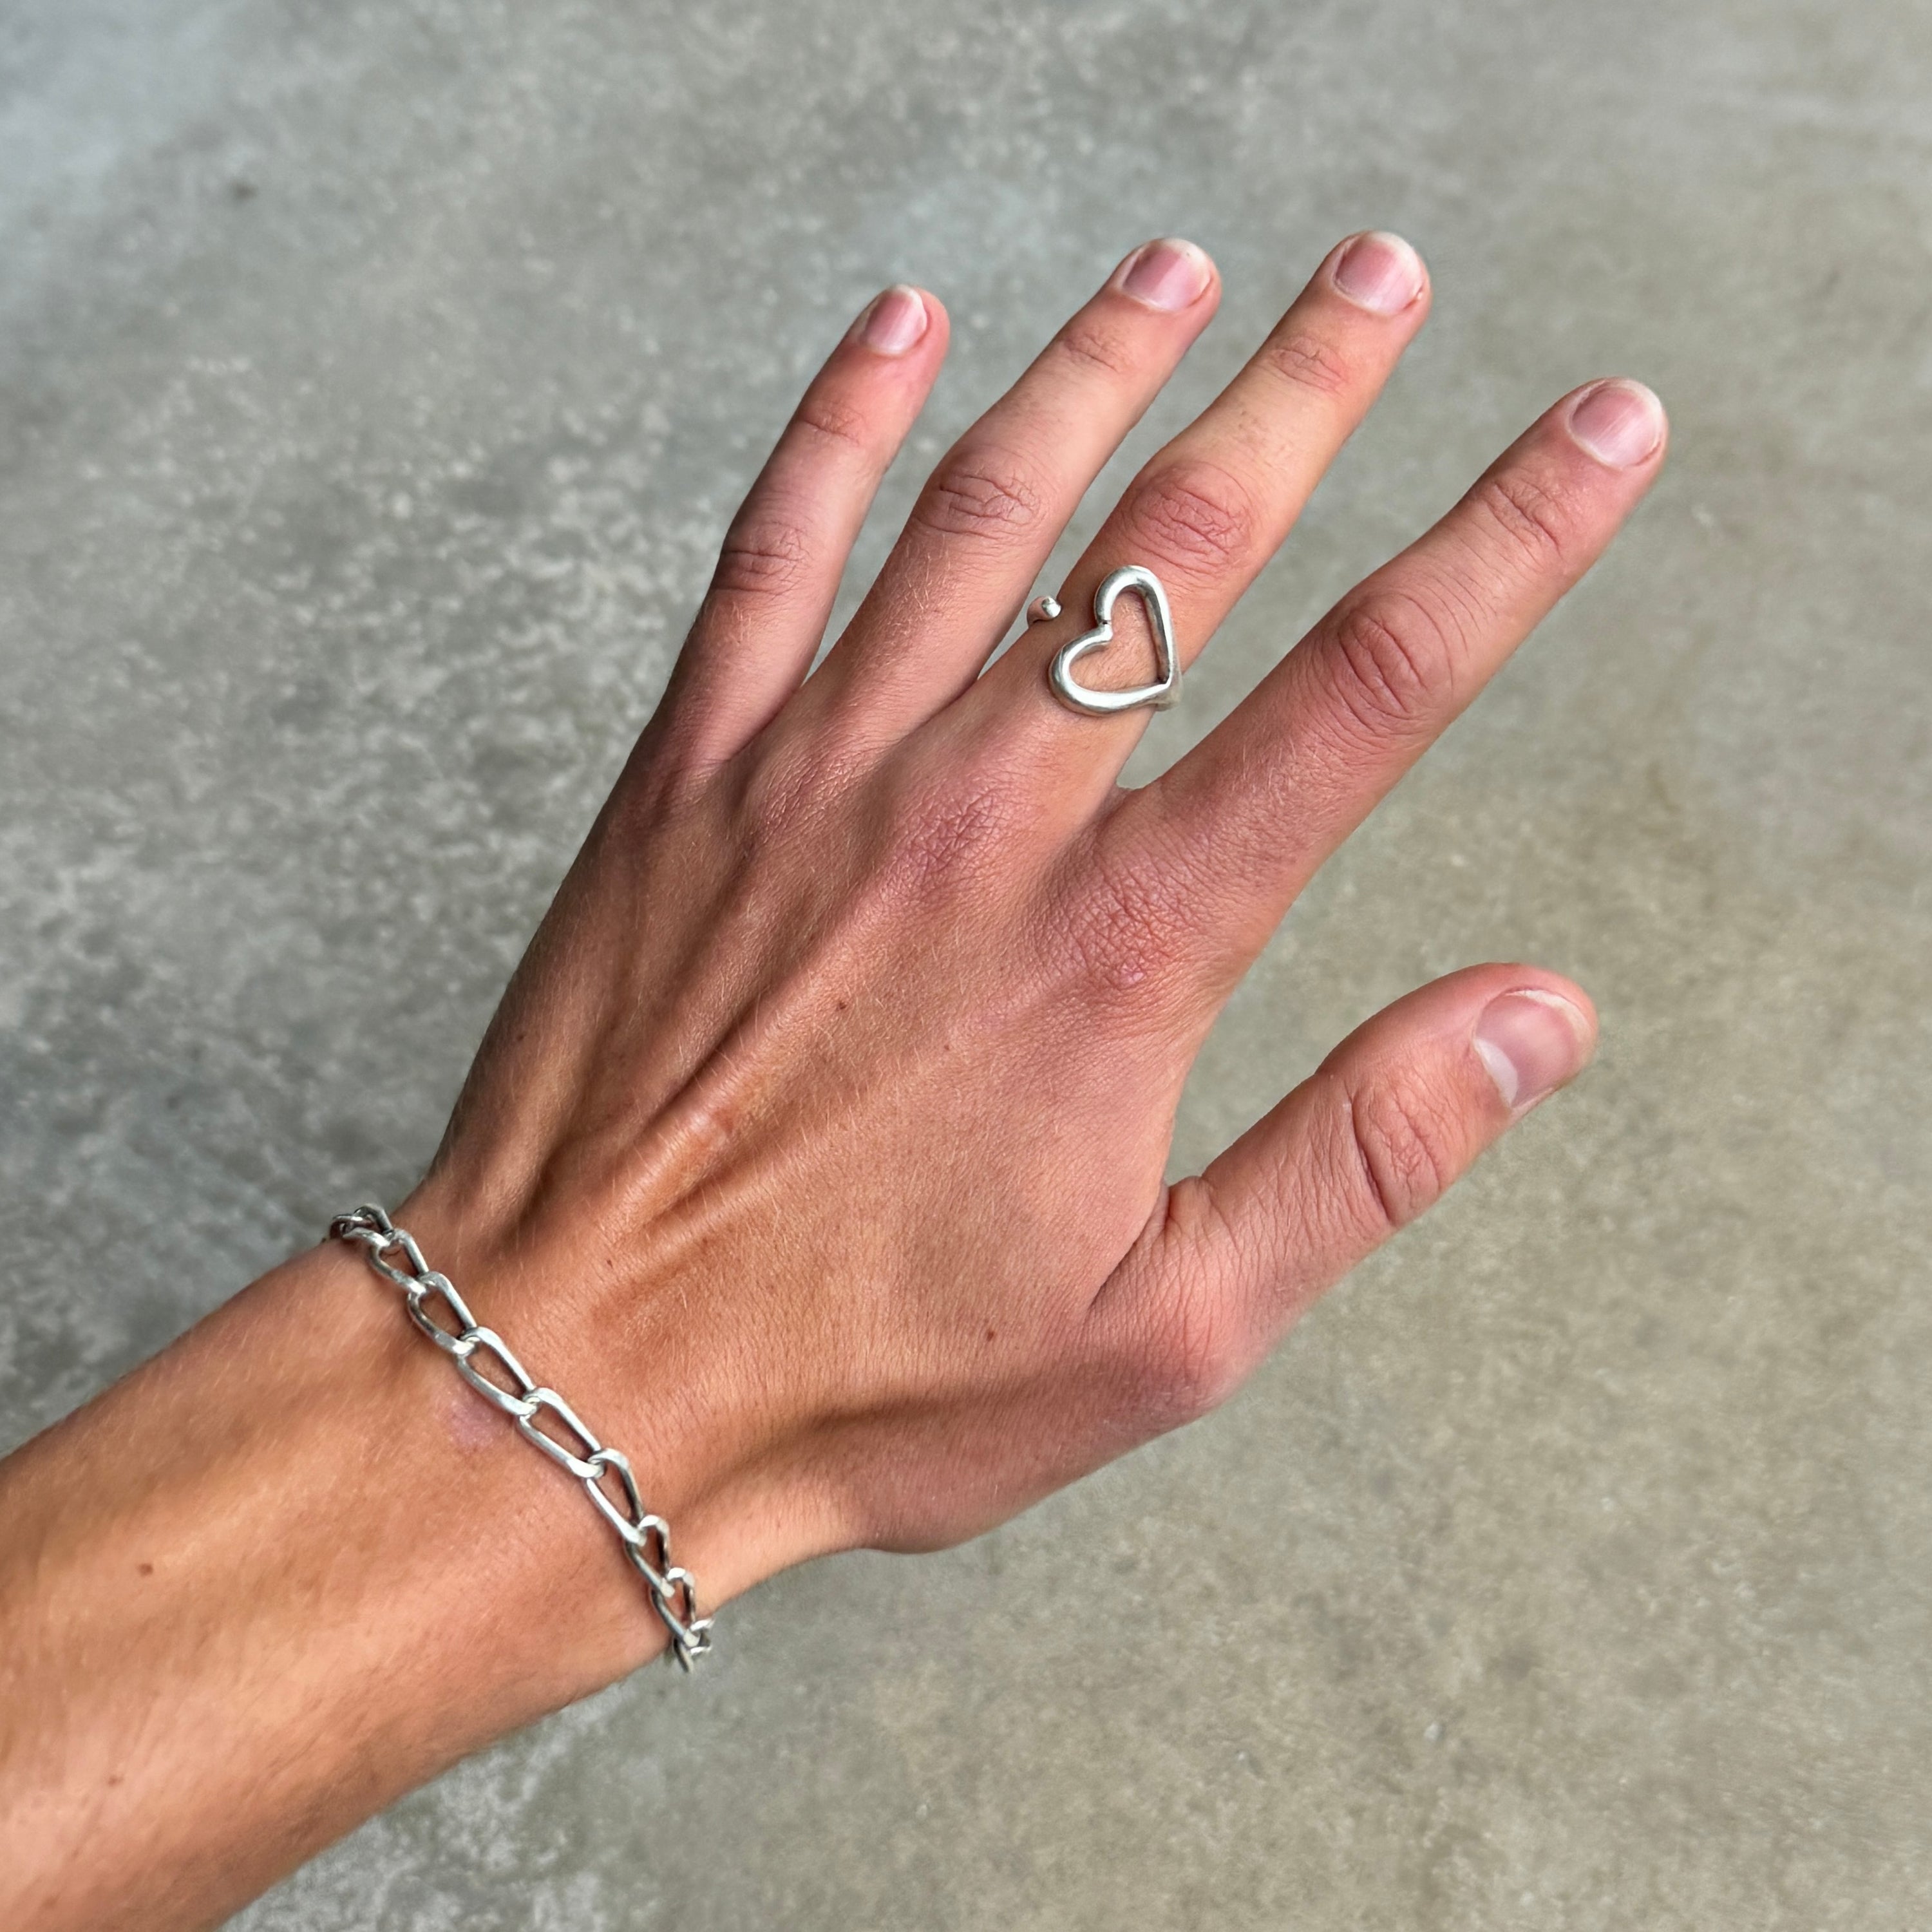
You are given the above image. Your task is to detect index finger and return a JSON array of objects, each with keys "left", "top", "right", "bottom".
[{"left": 1108, "top": 377, "right": 1669, "bottom": 977}]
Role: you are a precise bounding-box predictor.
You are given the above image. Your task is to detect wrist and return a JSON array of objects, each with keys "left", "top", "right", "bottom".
[
  {"left": 387, "top": 1178, "right": 802, "bottom": 1667},
  {"left": 307, "top": 1214, "right": 683, "bottom": 1690}
]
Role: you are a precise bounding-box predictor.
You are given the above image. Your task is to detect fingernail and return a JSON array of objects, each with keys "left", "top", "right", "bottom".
[
  {"left": 858, "top": 285, "right": 929, "bottom": 355},
  {"left": 1117, "top": 238, "right": 1214, "bottom": 312},
  {"left": 1473, "top": 989, "right": 1595, "bottom": 1112},
  {"left": 1331, "top": 231, "right": 1426, "bottom": 315},
  {"left": 1566, "top": 379, "right": 1665, "bottom": 468}
]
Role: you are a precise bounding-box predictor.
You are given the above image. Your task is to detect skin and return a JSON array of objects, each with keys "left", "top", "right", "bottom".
[{"left": 0, "top": 232, "right": 1665, "bottom": 1932}]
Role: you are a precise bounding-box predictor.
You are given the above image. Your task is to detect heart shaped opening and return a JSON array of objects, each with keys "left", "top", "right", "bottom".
[{"left": 1084, "top": 586, "right": 1165, "bottom": 694}]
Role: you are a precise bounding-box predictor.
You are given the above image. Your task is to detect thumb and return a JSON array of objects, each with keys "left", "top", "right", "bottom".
[{"left": 1097, "top": 964, "right": 1596, "bottom": 1423}]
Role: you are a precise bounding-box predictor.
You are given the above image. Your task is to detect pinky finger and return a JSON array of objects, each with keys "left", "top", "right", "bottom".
[{"left": 661, "top": 285, "right": 949, "bottom": 765}]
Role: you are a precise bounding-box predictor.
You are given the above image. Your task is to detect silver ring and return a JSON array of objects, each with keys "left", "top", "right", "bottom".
[{"left": 1032, "top": 564, "right": 1180, "bottom": 717}]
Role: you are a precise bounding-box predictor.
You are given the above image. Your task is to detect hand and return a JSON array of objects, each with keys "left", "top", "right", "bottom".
[
  {"left": 0, "top": 232, "right": 1665, "bottom": 1932},
  {"left": 406, "top": 229, "right": 1662, "bottom": 1644}
]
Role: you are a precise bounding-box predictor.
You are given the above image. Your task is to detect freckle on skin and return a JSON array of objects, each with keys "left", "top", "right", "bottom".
[{"left": 138, "top": 1562, "right": 153, "bottom": 1577}]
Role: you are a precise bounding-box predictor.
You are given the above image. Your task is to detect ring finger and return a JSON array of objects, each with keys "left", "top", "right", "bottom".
[{"left": 799, "top": 237, "right": 1223, "bottom": 745}]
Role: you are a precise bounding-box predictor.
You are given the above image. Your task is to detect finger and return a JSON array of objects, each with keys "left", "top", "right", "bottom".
[
  {"left": 957, "top": 231, "right": 1432, "bottom": 790},
  {"left": 1094, "top": 966, "right": 1596, "bottom": 1423},
  {"left": 800, "top": 238, "right": 1222, "bottom": 742},
  {"left": 660, "top": 285, "right": 949, "bottom": 766},
  {"left": 1113, "top": 379, "right": 1668, "bottom": 973}
]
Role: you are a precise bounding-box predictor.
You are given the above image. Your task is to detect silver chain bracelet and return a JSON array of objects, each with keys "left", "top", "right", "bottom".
[{"left": 328, "top": 1205, "right": 713, "bottom": 1669}]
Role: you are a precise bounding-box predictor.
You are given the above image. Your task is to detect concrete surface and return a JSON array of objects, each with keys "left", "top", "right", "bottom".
[{"left": 3, "top": 0, "right": 1929, "bottom": 1925}]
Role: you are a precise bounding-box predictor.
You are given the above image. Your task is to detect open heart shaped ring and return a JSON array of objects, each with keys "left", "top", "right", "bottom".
[{"left": 1031, "top": 564, "right": 1181, "bottom": 718}]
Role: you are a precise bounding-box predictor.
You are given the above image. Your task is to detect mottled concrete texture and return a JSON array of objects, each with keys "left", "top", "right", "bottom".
[{"left": 3, "top": 1, "right": 1929, "bottom": 1925}]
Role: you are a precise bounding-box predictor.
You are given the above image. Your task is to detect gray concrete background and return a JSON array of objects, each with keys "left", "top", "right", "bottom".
[{"left": 2, "top": 0, "right": 1928, "bottom": 1924}]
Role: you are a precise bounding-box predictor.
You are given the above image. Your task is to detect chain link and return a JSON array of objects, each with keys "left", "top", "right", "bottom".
[{"left": 329, "top": 1204, "right": 713, "bottom": 1669}]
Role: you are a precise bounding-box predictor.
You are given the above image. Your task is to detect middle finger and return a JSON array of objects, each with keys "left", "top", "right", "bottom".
[{"left": 954, "top": 231, "right": 1432, "bottom": 800}]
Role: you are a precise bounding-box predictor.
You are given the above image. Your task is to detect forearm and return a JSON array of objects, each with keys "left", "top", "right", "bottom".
[{"left": 0, "top": 1236, "right": 663, "bottom": 1932}]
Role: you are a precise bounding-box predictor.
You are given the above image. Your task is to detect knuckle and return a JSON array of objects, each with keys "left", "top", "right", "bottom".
[
  {"left": 911, "top": 442, "right": 1047, "bottom": 547},
  {"left": 1121, "top": 457, "right": 1258, "bottom": 586},
  {"left": 1054, "top": 314, "right": 1141, "bottom": 380},
  {"left": 1124, "top": 1200, "right": 1247, "bottom": 1425},
  {"left": 882, "top": 761, "right": 1021, "bottom": 898},
  {"left": 791, "top": 390, "right": 874, "bottom": 455},
  {"left": 737, "top": 733, "right": 863, "bottom": 842},
  {"left": 596, "top": 731, "right": 694, "bottom": 837},
  {"left": 1470, "top": 468, "right": 1575, "bottom": 573},
  {"left": 1259, "top": 327, "right": 1353, "bottom": 399},
  {"left": 1320, "top": 591, "right": 1459, "bottom": 741},
  {"left": 1344, "top": 1072, "right": 1461, "bottom": 1233},
  {"left": 1059, "top": 842, "right": 1193, "bottom": 1004},
  {"left": 734, "top": 748, "right": 813, "bottom": 842},
  {"left": 708, "top": 513, "right": 815, "bottom": 603}
]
